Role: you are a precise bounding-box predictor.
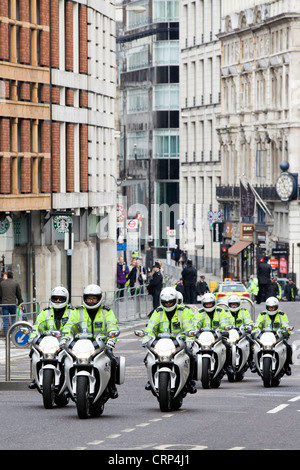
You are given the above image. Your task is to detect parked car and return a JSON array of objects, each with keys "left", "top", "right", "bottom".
[{"left": 213, "top": 281, "right": 250, "bottom": 302}]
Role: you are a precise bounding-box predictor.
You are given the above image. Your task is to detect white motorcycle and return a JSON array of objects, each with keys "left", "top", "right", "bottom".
[
  {"left": 194, "top": 328, "right": 227, "bottom": 389},
  {"left": 252, "top": 327, "right": 294, "bottom": 387},
  {"left": 226, "top": 325, "right": 252, "bottom": 382},
  {"left": 24, "top": 323, "right": 69, "bottom": 409},
  {"left": 135, "top": 326, "right": 194, "bottom": 412},
  {"left": 63, "top": 322, "right": 125, "bottom": 419}
]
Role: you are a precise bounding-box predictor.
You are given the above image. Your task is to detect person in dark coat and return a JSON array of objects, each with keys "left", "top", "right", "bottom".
[
  {"left": 147, "top": 262, "right": 163, "bottom": 309},
  {"left": 181, "top": 259, "right": 197, "bottom": 304},
  {"left": 283, "top": 278, "right": 298, "bottom": 301},
  {"left": 172, "top": 245, "right": 182, "bottom": 266},
  {"left": 196, "top": 275, "right": 209, "bottom": 297},
  {"left": 0, "top": 271, "right": 23, "bottom": 334},
  {"left": 268, "top": 277, "right": 279, "bottom": 299},
  {"left": 256, "top": 256, "right": 271, "bottom": 304}
]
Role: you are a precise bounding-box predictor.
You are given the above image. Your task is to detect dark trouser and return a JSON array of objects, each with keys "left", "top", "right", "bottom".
[
  {"left": 152, "top": 293, "right": 160, "bottom": 310},
  {"left": 256, "top": 283, "right": 270, "bottom": 304},
  {"left": 184, "top": 285, "right": 195, "bottom": 304},
  {"left": 117, "top": 283, "right": 125, "bottom": 298}
]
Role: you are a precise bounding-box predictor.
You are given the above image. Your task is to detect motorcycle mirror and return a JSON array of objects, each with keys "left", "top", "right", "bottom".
[
  {"left": 51, "top": 330, "right": 61, "bottom": 338},
  {"left": 20, "top": 327, "right": 31, "bottom": 335},
  {"left": 187, "top": 330, "right": 198, "bottom": 338},
  {"left": 108, "top": 330, "right": 120, "bottom": 339},
  {"left": 134, "top": 329, "right": 145, "bottom": 337}
]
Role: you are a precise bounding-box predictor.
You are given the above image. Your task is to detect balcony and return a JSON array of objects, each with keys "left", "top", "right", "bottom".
[{"left": 216, "top": 185, "right": 282, "bottom": 202}]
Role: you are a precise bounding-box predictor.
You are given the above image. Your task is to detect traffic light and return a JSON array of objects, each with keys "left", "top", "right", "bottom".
[{"left": 220, "top": 244, "right": 229, "bottom": 267}]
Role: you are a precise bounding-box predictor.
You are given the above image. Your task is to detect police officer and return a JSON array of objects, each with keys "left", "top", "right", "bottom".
[
  {"left": 143, "top": 287, "right": 197, "bottom": 394},
  {"left": 249, "top": 275, "right": 259, "bottom": 302},
  {"left": 193, "top": 292, "right": 229, "bottom": 331},
  {"left": 28, "top": 286, "right": 73, "bottom": 389},
  {"left": 193, "top": 293, "right": 232, "bottom": 373},
  {"left": 147, "top": 262, "right": 163, "bottom": 309},
  {"left": 61, "top": 284, "right": 120, "bottom": 399},
  {"left": 227, "top": 294, "right": 254, "bottom": 371},
  {"left": 252, "top": 296, "right": 293, "bottom": 375}
]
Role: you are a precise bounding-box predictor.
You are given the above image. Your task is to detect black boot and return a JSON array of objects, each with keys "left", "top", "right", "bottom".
[
  {"left": 28, "top": 380, "right": 37, "bottom": 390},
  {"left": 187, "top": 380, "right": 197, "bottom": 394}
]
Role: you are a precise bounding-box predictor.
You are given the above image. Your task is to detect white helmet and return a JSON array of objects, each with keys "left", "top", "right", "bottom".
[
  {"left": 266, "top": 296, "right": 279, "bottom": 316},
  {"left": 227, "top": 294, "right": 241, "bottom": 313},
  {"left": 160, "top": 287, "right": 178, "bottom": 312},
  {"left": 202, "top": 292, "right": 216, "bottom": 313},
  {"left": 83, "top": 284, "right": 102, "bottom": 310},
  {"left": 176, "top": 291, "right": 183, "bottom": 304},
  {"left": 50, "top": 286, "right": 69, "bottom": 310}
]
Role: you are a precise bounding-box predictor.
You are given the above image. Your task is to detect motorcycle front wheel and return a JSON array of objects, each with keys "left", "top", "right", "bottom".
[
  {"left": 262, "top": 356, "right": 272, "bottom": 387},
  {"left": 76, "top": 376, "right": 90, "bottom": 419},
  {"left": 42, "top": 369, "right": 55, "bottom": 409},
  {"left": 201, "top": 357, "right": 211, "bottom": 389},
  {"left": 158, "top": 372, "right": 171, "bottom": 412}
]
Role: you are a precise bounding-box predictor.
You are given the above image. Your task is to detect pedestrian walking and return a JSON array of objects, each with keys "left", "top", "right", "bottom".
[
  {"left": 181, "top": 259, "right": 197, "bottom": 304},
  {"left": 0, "top": 271, "right": 23, "bottom": 335}
]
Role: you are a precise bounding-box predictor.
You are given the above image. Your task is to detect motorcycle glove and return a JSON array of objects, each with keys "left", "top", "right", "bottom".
[{"left": 106, "top": 338, "right": 116, "bottom": 349}]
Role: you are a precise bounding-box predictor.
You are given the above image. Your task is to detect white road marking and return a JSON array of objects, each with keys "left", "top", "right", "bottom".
[
  {"left": 289, "top": 395, "right": 300, "bottom": 402},
  {"left": 267, "top": 404, "right": 289, "bottom": 414}
]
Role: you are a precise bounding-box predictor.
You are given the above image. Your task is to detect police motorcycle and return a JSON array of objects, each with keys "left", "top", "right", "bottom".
[
  {"left": 225, "top": 324, "right": 252, "bottom": 382},
  {"left": 219, "top": 296, "right": 254, "bottom": 382},
  {"left": 193, "top": 327, "right": 227, "bottom": 389},
  {"left": 252, "top": 326, "right": 294, "bottom": 387},
  {"left": 23, "top": 321, "right": 69, "bottom": 409},
  {"left": 63, "top": 321, "right": 125, "bottom": 419},
  {"left": 135, "top": 323, "right": 195, "bottom": 412}
]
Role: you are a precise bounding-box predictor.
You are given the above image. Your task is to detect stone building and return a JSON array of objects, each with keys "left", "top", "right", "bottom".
[
  {"left": 0, "top": 0, "right": 117, "bottom": 304},
  {"left": 216, "top": 0, "right": 300, "bottom": 282}
]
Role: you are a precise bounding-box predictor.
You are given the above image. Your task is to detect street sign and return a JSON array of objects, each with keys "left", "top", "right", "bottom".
[
  {"left": 126, "top": 219, "right": 139, "bottom": 231},
  {"left": 117, "top": 242, "right": 127, "bottom": 251},
  {"left": 11, "top": 326, "right": 30, "bottom": 348},
  {"left": 53, "top": 215, "right": 72, "bottom": 233}
]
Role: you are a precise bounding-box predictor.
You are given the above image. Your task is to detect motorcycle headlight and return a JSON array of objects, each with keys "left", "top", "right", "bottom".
[
  {"left": 153, "top": 338, "right": 176, "bottom": 361},
  {"left": 260, "top": 332, "right": 276, "bottom": 349},
  {"left": 228, "top": 330, "right": 240, "bottom": 345},
  {"left": 39, "top": 336, "right": 60, "bottom": 357},
  {"left": 197, "top": 332, "right": 215, "bottom": 349},
  {"left": 72, "top": 339, "right": 95, "bottom": 363}
]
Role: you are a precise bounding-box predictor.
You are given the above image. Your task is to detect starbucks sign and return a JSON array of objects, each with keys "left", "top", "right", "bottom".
[
  {"left": 53, "top": 215, "right": 72, "bottom": 233},
  {"left": 0, "top": 217, "right": 10, "bottom": 235}
]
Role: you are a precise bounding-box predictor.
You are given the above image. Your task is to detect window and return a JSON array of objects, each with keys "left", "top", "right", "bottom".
[
  {"left": 153, "top": 84, "right": 179, "bottom": 110},
  {"left": 127, "top": 45, "right": 149, "bottom": 71},
  {"left": 127, "top": 88, "right": 148, "bottom": 114},
  {"left": 127, "top": 131, "right": 148, "bottom": 159},
  {"left": 153, "top": 129, "right": 179, "bottom": 158},
  {"left": 153, "top": 0, "right": 179, "bottom": 22},
  {"left": 153, "top": 41, "right": 179, "bottom": 66}
]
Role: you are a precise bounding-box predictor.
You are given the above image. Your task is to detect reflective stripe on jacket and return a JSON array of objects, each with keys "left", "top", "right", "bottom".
[
  {"left": 193, "top": 307, "right": 229, "bottom": 330},
  {"left": 253, "top": 310, "right": 290, "bottom": 334},
  {"left": 144, "top": 305, "right": 195, "bottom": 342},
  {"left": 30, "top": 307, "right": 72, "bottom": 338},
  {"left": 61, "top": 305, "right": 119, "bottom": 343},
  {"left": 228, "top": 308, "right": 253, "bottom": 328}
]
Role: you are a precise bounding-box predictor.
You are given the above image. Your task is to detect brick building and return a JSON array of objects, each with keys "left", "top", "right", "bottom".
[{"left": 0, "top": 0, "right": 117, "bottom": 303}]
